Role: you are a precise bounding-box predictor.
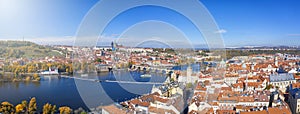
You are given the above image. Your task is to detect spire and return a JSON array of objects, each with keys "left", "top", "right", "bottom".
[{"left": 111, "top": 41, "right": 115, "bottom": 51}]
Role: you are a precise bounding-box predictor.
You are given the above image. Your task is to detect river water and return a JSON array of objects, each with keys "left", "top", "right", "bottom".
[{"left": 0, "top": 71, "right": 166, "bottom": 112}]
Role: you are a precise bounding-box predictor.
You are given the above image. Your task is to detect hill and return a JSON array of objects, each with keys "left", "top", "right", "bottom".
[{"left": 0, "top": 40, "right": 65, "bottom": 58}]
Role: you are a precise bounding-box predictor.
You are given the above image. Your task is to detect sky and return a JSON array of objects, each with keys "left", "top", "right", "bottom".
[{"left": 0, "top": 0, "right": 299, "bottom": 47}]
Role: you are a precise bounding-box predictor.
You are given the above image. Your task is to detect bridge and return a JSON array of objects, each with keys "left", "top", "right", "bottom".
[
  {"left": 59, "top": 76, "right": 164, "bottom": 85},
  {"left": 130, "top": 65, "right": 177, "bottom": 74}
]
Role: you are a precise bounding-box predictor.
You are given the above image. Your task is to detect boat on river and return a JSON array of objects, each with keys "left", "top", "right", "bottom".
[{"left": 140, "top": 74, "right": 151, "bottom": 78}]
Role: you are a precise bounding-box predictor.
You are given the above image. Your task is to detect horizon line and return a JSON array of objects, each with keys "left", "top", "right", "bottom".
[{"left": 0, "top": 39, "right": 299, "bottom": 49}]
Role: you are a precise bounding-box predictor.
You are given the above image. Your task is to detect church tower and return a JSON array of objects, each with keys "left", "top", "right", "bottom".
[{"left": 275, "top": 56, "right": 278, "bottom": 67}]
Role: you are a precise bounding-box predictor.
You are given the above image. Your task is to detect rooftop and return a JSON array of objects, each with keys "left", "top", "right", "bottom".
[
  {"left": 240, "top": 110, "right": 268, "bottom": 114},
  {"left": 269, "top": 73, "right": 295, "bottom": 82},
  {"left": 101, "top": 104, "right": 126, "bottom": 114}
]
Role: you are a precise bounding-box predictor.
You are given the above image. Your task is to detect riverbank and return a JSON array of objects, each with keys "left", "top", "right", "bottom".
[{"left": 0, "top": 73, "right": 41, "bottom": 82}]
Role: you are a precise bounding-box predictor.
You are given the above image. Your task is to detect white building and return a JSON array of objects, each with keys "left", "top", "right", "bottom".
[
  {"left": 269, "top": 73, "right": 296, "bottom": 92},
  {"left": 41, "top": 67, "right": 59, "bottom": 75}
]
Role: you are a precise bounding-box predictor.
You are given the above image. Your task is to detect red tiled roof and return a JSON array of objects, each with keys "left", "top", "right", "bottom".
[
  {"left": 240, "top": 110, "right": 268, "bottom": 114},
  {"left": 102, "top": 105, "right": 126, "bottom": 114},
  {"left": 216, "top": 109, "right": 236, "bottom": 114},
  {"left": 268, "top": 107, "right": 292, "bottom": 114},
  {"left": 148, "top": 106, "right": 176, "bottom": 114}
]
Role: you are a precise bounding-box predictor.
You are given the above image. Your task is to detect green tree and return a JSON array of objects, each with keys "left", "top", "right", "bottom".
[
  {"left": 186, "top": 83, "right": 193, "bottom": 88},
  {"left": 95, "top": 58, "right": 102, "bottom": 63},
  {"left": 265, "top": 84, "right": 273, "bottom": 90},
  {"left": 80, "top": 111, "right": 87, "bottom": 114}
]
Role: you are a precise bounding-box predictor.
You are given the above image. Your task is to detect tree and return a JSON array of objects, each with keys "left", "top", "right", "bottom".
[
  {"left": 0, "top": 101, "right": 15, "bottom": 113},
  {"left": 21, "top": 100, "right": 28, "bottom": 113},
  {"left": 186, "top": 83, "right": 193, "bottom": 88},
  {"left": 28, "top": 97, "right": 37, "bottom": 114},
  {"left": 170, "top": 78, "right": 175, "bottom": 82},
  {"left": 66, "top": 63, "right": 73, "bottom": 74},
  {"left": 95, "top": 58, "right": 102, "bottom": 63},
  {"left": 43, "top": 103, "right": 56, "bottom": 114},
  {"left": 80, "top": 111, "right": 87, "bottom": 114},
  {"left": 14, "top": 65, "right": 21, "bottom": 75},
  {"left": 47, "top": 63, "right": 52, "bottom": 69},
  {"left": 15, "top": 104, "right": 25, "bottom": 113},
  {"left": 28, "top": 65, "right": 36, "bottom": 73},
  {"left": 80, "top": 62, "right": 88, "bottom": 73},
  {"left": 25, "top": 76, "right": 31, "bottom": 81},
  {"left": 42, "top": 63, "right": 49, "bottom": 71},
  {"left": 265, "top": 84, "right": 273, "bottom": 90},
  {"left": 59, "top": 106, "right": 72, "bottom": 114},
  {"left": 33, "top": 73, "right": 41, "bottom": 81}
]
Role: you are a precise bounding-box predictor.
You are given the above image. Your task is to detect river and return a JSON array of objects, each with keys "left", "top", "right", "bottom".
[{"left": 0, "top": 71, "right": 167, "bottom": 112}]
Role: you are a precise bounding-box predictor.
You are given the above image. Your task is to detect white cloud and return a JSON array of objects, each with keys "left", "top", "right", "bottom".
[{"left": 215, "top": 29, "right": 227, "bottom": 34}]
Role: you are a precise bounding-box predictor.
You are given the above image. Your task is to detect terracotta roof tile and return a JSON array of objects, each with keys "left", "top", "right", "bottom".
[
  {"left": 240, "top": 110, "right": 268, "bottom": 114},
  {"left": 102, "top": 105, "right": 126, "bottom": 114}
]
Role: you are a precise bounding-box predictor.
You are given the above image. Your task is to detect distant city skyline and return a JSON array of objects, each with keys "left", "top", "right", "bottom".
[{"left": 0, "top": 0, "right": 299, "bottom": 47}]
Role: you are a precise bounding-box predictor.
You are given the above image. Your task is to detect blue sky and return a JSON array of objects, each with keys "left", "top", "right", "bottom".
[{"left": 0, "top": 0, "right": 299, "bottom": 47}]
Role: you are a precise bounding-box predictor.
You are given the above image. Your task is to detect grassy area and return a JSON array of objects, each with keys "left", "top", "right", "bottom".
[{"left": 0, "top": 40, "right": 64, "bottom": 58}]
